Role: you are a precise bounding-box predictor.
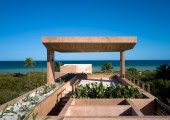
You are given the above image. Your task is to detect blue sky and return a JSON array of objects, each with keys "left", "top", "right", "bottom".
[{"left": 0, "top": 0, "right": 170, "bottom": 61}]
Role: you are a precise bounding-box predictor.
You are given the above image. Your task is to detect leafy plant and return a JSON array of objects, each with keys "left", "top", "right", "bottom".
[
  {"left": 24, "top": 58, "right": 36, "bottom": 68},
  {"left": 19, "top": 104, "right": 31, "bottom": 112},
  {"left": 75, "top": 82, "right": 143, "bottom": 99},
  {"left": 126, "top": 68, "right": 139, "bottom": 80},
  {"left": 50, "top": 83, "right": 56, "bottom": 89},
  {"left": 23, "top": 109, "right": 50, "bottom": 120},
  {"left": 41, "top": 85, "right": 51, "bottom": 95},
  {"left": 23, "top": 108, "right": 35, "bottom": 120},
  {"left": 89, "top": 82, "right": 105, "bottom": 98},
  {"left": 0, "top": 105, "right": 8, "bottom": 118},
  {"left": 29, "top": 96, "right": 39, "bottom": 105},
  {"left": 22, "top": 94, "right": 31, "bottom": 102},
  {"left": 101, "top": 63, "right": 113, "bottom": 73},
  {"left": 155, "top": 64, "right": 170, "bottom": 80},
  {"left": 75, "top": 84, "right": 88, "bottom": 98},
  {"left": 17, "top": 114, "right": 21, "bottom": 120},
  {"left": 39, "top": 84, "right": 56, "bottom": 96},
  {"left": 114, "top": 84, "right": 143, "bottom": 98},
  {"left": 55, "top": 61, "right": 62, "bottom": 72},
  {"left": 24, "top": 58, "right": 36, "bottom": 79},
  {"left": 32, "top": 112, "right": 38, "bottom": 120},
  {"left": 0, "top": 105, "right": 18, "bottom": 118}
]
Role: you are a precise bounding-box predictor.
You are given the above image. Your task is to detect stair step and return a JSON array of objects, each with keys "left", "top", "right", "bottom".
[
  {"left": 60, "top": 102, "right": 67, "bottom": 106},
  {"left": 61, "top": 97, "right": 70, "bottom": 102},
  {"left": 62, "top": 93, "right": 72, "bottom": 98}
]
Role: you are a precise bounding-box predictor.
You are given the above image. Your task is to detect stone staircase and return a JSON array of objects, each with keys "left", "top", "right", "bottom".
[{"left": 59, "top": 86, "right": 73, "bottom": 110}]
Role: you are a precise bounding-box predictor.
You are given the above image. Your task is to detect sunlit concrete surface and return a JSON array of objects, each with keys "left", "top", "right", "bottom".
[
  {"left": 79, "top": 78, "right": 120, "bottom": 87},
  {"left": 60, "top": 64, "right": 92, "bottom": 74}
]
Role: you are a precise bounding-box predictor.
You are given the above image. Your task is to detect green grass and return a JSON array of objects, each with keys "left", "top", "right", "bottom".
[{"left": 0, "top": 72, "right": 46, "bottom": 105}]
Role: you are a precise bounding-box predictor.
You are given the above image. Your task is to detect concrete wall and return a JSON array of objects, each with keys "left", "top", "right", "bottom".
[
  {"left": 130, "top": 99, "right": 154, "bottom": 115},
  {"left": 35, "top": 76, "right": 78, "bottom": 115},
  {"left": 60, "top": 64, "right": 92, "bottom": 74},
  {"left": 71, "top": 99, "right": 128, "bottom": 106},
  {"left": 66, "top": 106, "right": 131, "bottom": 116},
  {"left": 55, "top": 72, "right": 66, "bottom": 78},
  {"left": 87, "top": 73, "right": 114, "bottom": 79},
  {"left": 59, "top": 99, "right": 144, "bottom": 117}
]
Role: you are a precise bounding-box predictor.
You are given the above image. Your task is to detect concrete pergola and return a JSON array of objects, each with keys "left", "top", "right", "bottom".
[{"left": 42, "top": 37, "right": 137, "bottom": 84}]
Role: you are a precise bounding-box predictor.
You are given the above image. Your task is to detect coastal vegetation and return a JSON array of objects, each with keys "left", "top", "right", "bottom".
[
  {"left": 97, "top": 63, "right": 170, "bottom": 106},
  {"left": 101, "top": 63, "right": 113, "bottom": 73},
  {"left": 0, "top": 72, "right": 46, "bottom": 105},
  {"left": 75, "top": 82, "right": 143, "bottom": 99},
  {"left": 0, "top": 82, "right": 59, "bottom": 120},
  {"left": 0, "top": 60, "right": 170, "bottom": 107},
  {"left": 24, "top": 58, "right": 36, "bottom": 68},
  {"left": 55, "top": 61, "right": 62, "bottom": 72},
  {"left": 0, "top": 71, "right": 74, "bottom": 105},
  {"left": 24, "top": 58, "right": 36, "bottom": 79},
  {"left": 126, "top": 64, "right": 170, "bottom": 105}
]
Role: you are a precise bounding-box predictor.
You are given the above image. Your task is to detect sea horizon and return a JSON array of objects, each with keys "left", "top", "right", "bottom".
[
  {"left": 0, "top": 60, "right": 170, "bottom": 73},
  {"left": 1, "top": 60, "right": 170, "bottom": 61}
]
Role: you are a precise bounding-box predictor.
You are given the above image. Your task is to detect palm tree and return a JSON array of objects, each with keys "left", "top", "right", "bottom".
[
  {"left": 24, "top": 57, "right": 36, "bottom": 78},
  {"left": 126, "top": 68, "right": 139, "bottom": 80},
  {"left": 101, "top": 63, "right": 113, "bottom": 73},
  {"left": 155, "top": 64, "right": 170, "bottom": 80},
  {"left": 55, "top": 61, "right": 62, "bottom": 72}
]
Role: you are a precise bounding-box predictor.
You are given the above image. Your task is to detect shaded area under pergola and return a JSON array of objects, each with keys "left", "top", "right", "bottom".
[{"left": 42, "top": 37, "right": 137, "bottom": 84}]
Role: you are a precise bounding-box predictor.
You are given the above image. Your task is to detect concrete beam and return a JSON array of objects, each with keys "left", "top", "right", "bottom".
[{"left": 42, "top": 37, "right": 137, "bottom": 52}]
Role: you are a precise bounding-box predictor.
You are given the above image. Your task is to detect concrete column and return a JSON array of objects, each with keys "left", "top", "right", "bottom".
[
  {"left": 120, "top": 51, "right": 125, "bottom": 78},
  {"left": 47, "top": 49, "right": 55, "bottom": 84}
]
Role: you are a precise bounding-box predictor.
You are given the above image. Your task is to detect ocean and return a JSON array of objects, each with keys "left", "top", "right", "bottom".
[{"left": 0, "top": 60, "right": 170, "bottom": 73}]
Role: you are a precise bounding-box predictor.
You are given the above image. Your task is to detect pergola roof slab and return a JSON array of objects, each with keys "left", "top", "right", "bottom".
[{"left": 42, "top": 37, "right": 137, "bottom": 52}]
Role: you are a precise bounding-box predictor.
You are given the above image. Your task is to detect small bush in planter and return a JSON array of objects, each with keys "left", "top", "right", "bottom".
[{"left": 75, "top": 82, "right": 143, "bottom": 99}]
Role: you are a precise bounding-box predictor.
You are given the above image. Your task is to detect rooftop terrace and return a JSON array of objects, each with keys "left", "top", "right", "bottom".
[
  {"left": 1, "top": 73, "right": 170, "bottom": 120},
  {"left": 0, "top": 36, "right": 169, "bottom": 120}
]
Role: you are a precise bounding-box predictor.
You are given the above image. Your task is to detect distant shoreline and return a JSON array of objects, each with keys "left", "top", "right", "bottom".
[
  {"left": 0, "top": 60, "right": 170, "bottom": 62},
  {"left": 0, "top": 60, "right": 170, "bottom": 73}
]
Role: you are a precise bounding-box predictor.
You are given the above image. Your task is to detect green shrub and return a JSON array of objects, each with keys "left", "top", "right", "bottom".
[
  {"left": 75, "top": 82, "right": 143, "bottom": 99},
  {"left": 150, "top": 79, "right": 170, "bottom": 105},
  {"left": 0, "top": 72, "right": 46, "bottom": 105},
  {"left": 60, "top": 74, "right": 75, "bottom": 82},
  {"left": 75, "top": 84, "right": 89, "bottom": 98},
  {"left": 101, "top": 63, "right": 113, "bottom": 73}
]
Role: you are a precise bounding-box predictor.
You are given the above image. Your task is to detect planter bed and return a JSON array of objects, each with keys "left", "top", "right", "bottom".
[{"left": 0, "top": 82, "right": 63, "bottom": 120}]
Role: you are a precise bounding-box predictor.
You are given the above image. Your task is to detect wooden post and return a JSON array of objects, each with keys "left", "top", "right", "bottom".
[
  {"left": 132, "top": 78, "right": 135, "bottom": 84},
  {"left": 120, "top": 51, "right": 125, "bottom": 78},
  {"left": 147, "top": 83, "right": 150, "bottom": 93},
  {"left": 142, "top": 83, "right": 145, "bottom": 90},
  {"left": 47, "top": 49, "right": 55, "bottom": 84},
  {"left": 137, "top": 80, "right": 140, "bottom": 86}
]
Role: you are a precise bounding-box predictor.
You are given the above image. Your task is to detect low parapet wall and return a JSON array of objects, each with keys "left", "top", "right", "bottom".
[
  {"left": 58, "top": 99, "right": 155, "bottom": 118},
  {"left": 35, "top": 76, "right": 78, "bottom": 115},
  {"left": 0, "top": 86, "right": 43, "bottom": 111},
  {"left": 55, "top": 72, "right": 67, "bottom": 78},
  {"left": 60, "top": 64, "right": 92, "bottom": 74},
  {"left": 87, "top": 73, "right": 115, "bottom": 79}
]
